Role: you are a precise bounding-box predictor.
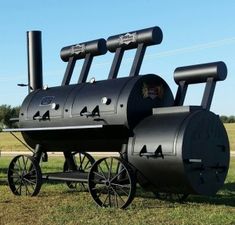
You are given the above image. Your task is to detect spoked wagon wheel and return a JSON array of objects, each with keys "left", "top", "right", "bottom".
[
  {"left": 88, "top": 157, "right": 136, "bottom": 209},
  {"left": 8, "top": 155, "right": 42, "bottom": 196},
  {"left": 63, "top": 152, "right": 95, "bottom": 191},
  {"left": 154, "top": 192, "right": 188, "bottom": 202}
]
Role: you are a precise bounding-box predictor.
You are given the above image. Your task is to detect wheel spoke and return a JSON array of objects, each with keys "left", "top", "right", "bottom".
[
  {"left": 110, "top": 182, "right": 131, "bottom": 190},
  {"left": 23, "top": 177, "right": 37, "bottom": 186},
  {"left": 94, "top": 185, "right": 108, "bottom": 198},
  {"left": 23, "top": 180, "right": 31, "bottom": 196},
  {"left": 25, "top": 156, "right": 29, "bottom": 172},
  {"left": 24, "top": 168, "right": 36, "bottom": 177},
  {"left": 22, "top": 155, "right": 27, "bottom": 172},
  {"left": 16, "top": 181, "right": 23, "bottom": 195},
  {"left": 83, "top": 160, "right": 91, "bottom": 171},
  {"left": 93, "top": 171, "right": 106, "bottom": 180},
  {"left": 80, "top": 155, "right": 86, "bottom": 169},
  {"left": 10, "top": 169, "right": 21, "bottom": 178},
  {"left": 102, "top": 192, "right": 109, "bottom": 207},
  {"left": 77, "top": 153, "right": 83, "bottom": 171},
  {"left": 98, "top": 164, "right": 107, "bottom": 180},
  {"left": 114, "top": 190, "right": 119, "bottom": 207},
  {"left": 92, "top": 185, "right": 106, "bottom": 192},
  {"left": 110, "top": 168, "right": 125, "bottom": 183},
  {"left": 113, "top": 184, "right": 130, "bottom": 196},
  {"left": 104, "top": 159, "right": 110, "bottom": 174},
  {"left": 17, "top": 159, "right": 23, "bottom": 173},
  {"left": 110, "top": 186, "right": 126, "bottom": 206},
  {"left": 13, "top": 162, "right": 21, "bottom": 174},
  {"left": 108, "top": 157, "right": 113, "bottom": 180},
  {"left": 12, "top": 177, "right": 21, "bottom": 184},
  {"left": 28, "top": 183, "right": 36, "bottom": 194},
  {"left": 108, "top": 189, "right": 112, "bottom": 207}
]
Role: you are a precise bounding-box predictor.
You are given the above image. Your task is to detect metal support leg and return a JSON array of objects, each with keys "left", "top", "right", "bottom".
[
  {"left": 120, "top": 144, "right": 128, "bottom": 160},
  {"left": 63, "top": 151, "right": 77, "bottom": 171},
  {"left": 33, "top": 144, "right": 43, "bottom": 163}
]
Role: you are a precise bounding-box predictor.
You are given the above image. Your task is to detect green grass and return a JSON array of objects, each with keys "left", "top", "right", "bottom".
[
  {"left": 0, "top": 132, "right": 28, "bottom": 151},
  {"left": 224, "top": 123, "right": 235, "bottom": 151},
  {"left": 0, "top": 156, "right": 234, "bottom": 225}
]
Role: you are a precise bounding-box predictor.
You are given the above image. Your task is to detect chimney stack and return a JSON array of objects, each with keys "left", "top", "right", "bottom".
[{"left": 27, "top": 31, "right": 43, "bottom": 92}]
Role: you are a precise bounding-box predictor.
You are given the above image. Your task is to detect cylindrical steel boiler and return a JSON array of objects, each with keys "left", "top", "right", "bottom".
[
  {"left": 128, "top": 107, "right": 229, "bottom": 195},
  {"left": 127, "top": 61, "right": 230, "bottom": 196},
  {"left": 19, "top": 74, "right": 174, "bottom": 151},
  {"left": 18, "top": 26, "right": 173, "bottom": 152}
]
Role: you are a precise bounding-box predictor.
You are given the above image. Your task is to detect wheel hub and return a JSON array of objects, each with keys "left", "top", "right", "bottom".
[{"left": 105, "top": 180, "right": 111, "bottom": 187}]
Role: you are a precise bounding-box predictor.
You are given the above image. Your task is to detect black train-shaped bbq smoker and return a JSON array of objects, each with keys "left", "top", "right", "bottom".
[{"left": 5, "top": 26, "right": 230, "bottom": 208}]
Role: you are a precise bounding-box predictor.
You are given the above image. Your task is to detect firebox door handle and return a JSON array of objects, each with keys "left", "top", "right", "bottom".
[
  {"left": 80, "top": 106, "right": 93, "bottom": 117},
  {"left": 139, "top": 145, "right": 164, "bottom": 159},
  {"left": 81, "top": 112, "right": 93, "bottom": 117},
  {"left": 33, "top": 111, "right": 50, "bottom": 121},
  {"left": 33, "top": 111, "right": 41, "bottom": 120},
  {"left": 80, "top": 106, "right": 100, "bottom": 118}
]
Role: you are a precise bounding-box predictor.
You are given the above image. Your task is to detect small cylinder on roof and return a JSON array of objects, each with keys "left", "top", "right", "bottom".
[
  {"left": 60, "top": 39, "right": 107, "bottom": 62},
  {"left": 107, "top": 26, "right": 163, "bottom": 52},
  {"left": 174, "top": 61, "right": 227, "bottom": 84}
]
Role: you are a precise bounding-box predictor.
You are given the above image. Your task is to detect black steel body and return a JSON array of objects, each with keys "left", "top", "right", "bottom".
[
  {"left": 5, "top": 26, "right": 230, "bottom": 209},
  {"left": 127, "top": 61, "right": 229, "bottom": 196},
  {"left": 19, "top": 74, "right": 174, "bottom": 151},
  {"left": 128, "top": 107, "right": 229, "bottom": 195}
]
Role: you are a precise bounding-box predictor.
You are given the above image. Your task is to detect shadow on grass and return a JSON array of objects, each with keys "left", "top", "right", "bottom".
[
  {"left": 223, "top": 182, "right": 235, "bottom": 193},
  {"left": 185, "top": 193, "right": 235, "bottom": 207},
  {"left": 135, "top": 182, "right": 235, "bottom": 208},
  {"left": 185, "top": 182, "right": 235, "bottom": 207}
]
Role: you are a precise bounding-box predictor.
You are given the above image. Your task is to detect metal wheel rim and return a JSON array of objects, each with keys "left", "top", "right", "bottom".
[
  {"left": 88, "top": 157, "right": 136, "bottom": 209},
  {"left": 8, "top": 155, "right": 42, "bottom": 196}
]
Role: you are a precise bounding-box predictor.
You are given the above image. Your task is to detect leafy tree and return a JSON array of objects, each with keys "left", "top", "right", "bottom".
[
  {"left": 220, "top": 115, "right": 235, "bottom": 123},
  {"left": 227, "top": 116, "right": 235, "bottom": 123},
  {"left": 220, "top": 115, "right": 228, "bottom": 123},
  {"left": 0, "top": 105, "right": 20, "bottom": 130}
]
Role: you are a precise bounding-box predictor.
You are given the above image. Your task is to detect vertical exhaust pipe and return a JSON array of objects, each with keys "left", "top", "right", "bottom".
[{"left": 27, "top": 31, "right": 43, "bottom": 93}]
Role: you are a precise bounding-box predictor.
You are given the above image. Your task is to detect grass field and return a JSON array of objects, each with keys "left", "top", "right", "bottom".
[
  {"left": 0, "top": 123, "right": 234, "bottom": 152},
  {"left": 0, "top": 133, "right": 27, "bottom": 151},
  {"left": 0, "top": 156, "right": 234, "bottom": 225},
  {"left": 224, "top": 123, "right": 235, "bottom": 151}
]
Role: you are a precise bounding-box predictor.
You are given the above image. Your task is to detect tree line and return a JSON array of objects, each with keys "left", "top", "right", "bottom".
[
  {"left": 0, "top": 104, "right": 234, "bottom": 130},
  {"left": 220, "top": 115, "right": 235, "bottom": 123},
  {"left": 0, "top": 105, "right": 20, "bottom": 130}
]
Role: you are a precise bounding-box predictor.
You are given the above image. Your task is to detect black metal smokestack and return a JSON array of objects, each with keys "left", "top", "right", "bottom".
[{"left": 27, "top": 31, "right": 43, "bottom": 92}]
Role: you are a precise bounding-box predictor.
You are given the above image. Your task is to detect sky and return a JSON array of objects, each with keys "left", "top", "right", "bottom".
[{"left": 0, "top": 0, "right": 234, "bottom": 115}]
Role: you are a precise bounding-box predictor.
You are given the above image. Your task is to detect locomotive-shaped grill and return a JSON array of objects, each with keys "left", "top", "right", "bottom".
[{"left": 4, "top": 26, "right": 230, "bottom": 208}]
